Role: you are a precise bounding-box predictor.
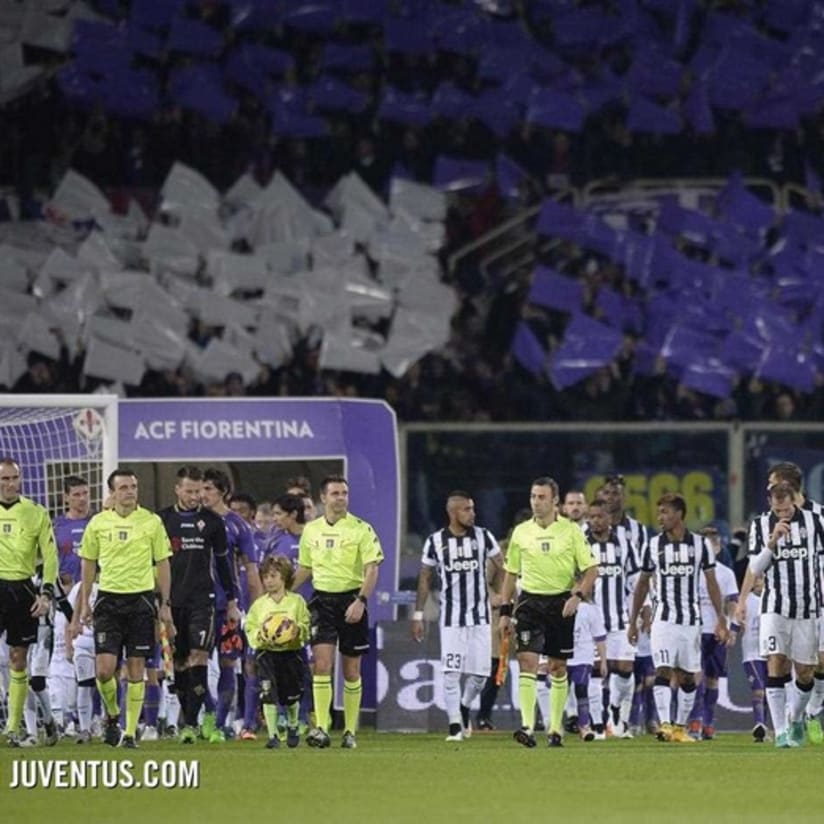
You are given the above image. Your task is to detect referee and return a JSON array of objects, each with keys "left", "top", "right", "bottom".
[
  {"left": 293, "top": 475, "right": 384, "bottom": 749},
  {"left": 0, "top": 458, "right": 59, "bottom": 747},
  {"left": 499, "top": 476, "right": 599, "bottom": 748},
  {"left": 74, "top": 468, "right": 174, "bottom": 749}
]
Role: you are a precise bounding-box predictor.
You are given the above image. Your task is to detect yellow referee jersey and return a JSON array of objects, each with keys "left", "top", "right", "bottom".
[
  {"left": 79, "top": 506, "right": 171, "bottom": 594},
  {"left": 298, "top": 512, "right": 383, "bottom": 592},
  {"left": 0, "top": 497, "right": 57, "bottom": 585},
  {"left": 505, "top": 516, "right": 596, "bottom": 595}
]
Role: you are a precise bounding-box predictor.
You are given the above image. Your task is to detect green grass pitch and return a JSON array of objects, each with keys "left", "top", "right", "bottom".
[{"left": 0, "top": 731, "right": 821, "bottom": 823}]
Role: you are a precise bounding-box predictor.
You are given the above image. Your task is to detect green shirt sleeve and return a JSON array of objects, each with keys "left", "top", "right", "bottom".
[
  {"left": 245, "top": 597, "right": 264, "bottom": 650},
  {"left": 297, "top": 527, "right": 313, "bottom": 569},
  {"left": 79, "top": 518, "right": 99, "bottom": 561},
  {"left": 151, "top": 516, "right": 172, "bottom": 563},
  {"left": 504, "top": 527, "right": 522, "bottom": 575},
  {"left": 296, "top": 595, "right": 310, "bottom": 645},
  {"left": 359, "top": 522, "right": 384, "bottom": 567},
  {"left": 38, "top": 508, "right": 58, "bottom": 588}
]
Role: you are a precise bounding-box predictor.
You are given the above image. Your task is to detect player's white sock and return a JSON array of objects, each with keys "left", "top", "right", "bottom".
[
  {"left": 166, "top": 690, "right": 181, "bottom": 728},
  {"left": 766, "top": 683, "right": 788, "bottom": 735},
  {"left": 588, "top": 677, "right": 604, "bottom": 727},
  {"left": 565, "top": 684, "right": 577, "bottom": 718},
  {"left": 460, "top": 674, "right": 486, "bottom": 710},
  {"left": 443, "top": 671, "right": 462, "bottom": 726},
  {"left": 790, "top": 680, "right": 813, "bottom": 723},
  {"left": 77, "top": 685, "right": 93, "bottom": 733},
  {"left": 806, "top": 673, "right": 824, "bottom": 717},
  {"left": 653, "top": 684, "right": 672, "bottom": 725},
  {"left": 536, "top": 676, "right": 550, "bottom": 727},
  {"left": 676, "top": 685, "right": 697, "bottom": 726},
  {"left": 24, "top": 692, "right": 37, "bottom": 737},
  {"left": 609, "top": 671, "right": 635, "bottom": 723}
]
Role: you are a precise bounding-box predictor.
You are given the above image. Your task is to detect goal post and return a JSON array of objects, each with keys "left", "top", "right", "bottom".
[{"left": 0, "top": 394, "right": 119, "bottom": 516}]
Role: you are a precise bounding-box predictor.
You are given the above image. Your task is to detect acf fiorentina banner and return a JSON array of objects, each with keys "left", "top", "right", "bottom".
[{"left": 118, "top": 398, "right": 401, "bottom": 623}]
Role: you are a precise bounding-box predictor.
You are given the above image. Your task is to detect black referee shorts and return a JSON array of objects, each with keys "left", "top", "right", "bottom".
[
  {"left": 93, "top": 590, "right": 156, "bottom": 659},
  {"left": 309, "top": 590, "right": 370, "bottom": 657},
  {"left": 0, "top": 579, "right": 39, "bottom": 648},
  {"left": 171, "top": 602, "right": 215, "bottom": 662},
  {"left": 256, "top": 649, "right": 307, "bottom": 707},
  {"left": 514, "top": 592, "right": 575, "bottom": 660}
]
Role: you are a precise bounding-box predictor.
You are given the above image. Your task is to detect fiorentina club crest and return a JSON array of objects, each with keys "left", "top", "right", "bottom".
[{"left": 196, "top": 520, "right": 205, "bottom": 532}]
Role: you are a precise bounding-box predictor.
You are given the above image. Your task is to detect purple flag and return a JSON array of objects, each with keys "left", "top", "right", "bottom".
[
  {"left": 721, "top": 330, "right": 765, "bottom": 372},
  {"left": 511, "top": 321, "right": 547, "bottom": 376},
  {"left": 757, "top": 346, "right": 817, "bottom": 392},
  {"left": 320, "top": 44, "right": 374, "bottom": 72},
  {"left": 167, "top": 16, "right": 224, "bottom": 58},
  {"left": 681, "top": 359, "right": 735, "bottom": 399},
  {"left": 384, "top": 19, "right": 431, "bottom": 54},
  {"left": 282, "top": 3, "right": 340, "bottom": 34},
  {"left": 661, "top": 324, "right": 719, "bottom": 368},
  {"left": 170, "top": 65, "right": 236, "bottom": 124},
  {"left": 716, "top": 172, "right": 775, "bottom": 234},
  {"left": 527, "top": 89, "right": 586, "bottom": 132},
  {"left": 548, "top": 313, "right": 624, "bottom": 390},
  {"left": 627, "top": 50, "right": 684, "bottom": 98},
  {"left": 682, "top": 80, "right": 715, "bottom": 134},
  {"left": 432, "top": 156, "right": 489, "bottom": 192},
  {"left": 378, "top": 88, "right": 431, "bottom": 128},
  {"left": 130, "top": 0, "right": 183, "bottom": 31},
  {"left": 496, "top": 154, "right": 529, "bottom": 200},
  {"left": 626, "top": 95, "right": 682, "bottom": 135},
  {"left": 528, "top": 266, "right": 583, "bottom": 313}
]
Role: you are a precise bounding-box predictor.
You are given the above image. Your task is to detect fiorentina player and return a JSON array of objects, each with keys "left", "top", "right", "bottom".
[{"left": 200, "top": 468, "right": 261, "bottom": 742}]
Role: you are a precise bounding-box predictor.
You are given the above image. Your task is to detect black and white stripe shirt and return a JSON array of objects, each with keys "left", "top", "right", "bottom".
[
  {"left": 642, "top": 530, "right": 714, "bottom": 626},
  {"left": 620, "top": 514, "right": 649, "bottom": 558},
  {"left": 749, "top": 507, "right": 822, "bottom": 620},
  {"left": 421, "top": 526, "right": 501, "bottom": 628},
  {"left": 586, "top": 525, "right": 640, "bottom": 632}
]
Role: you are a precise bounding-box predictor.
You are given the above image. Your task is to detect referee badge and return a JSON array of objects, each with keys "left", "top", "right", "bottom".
[
  {"left": 326, "top": 539, "right": 334, "bottom": 548},
  {"left": 2, "top": 523, "right": 11, "bottom": 534},
  {"left": 118, "top": 530, "right": 128, "bottom": 541},
  {"left": 541, "top": 541, "right": 550, "bottom": 553}
]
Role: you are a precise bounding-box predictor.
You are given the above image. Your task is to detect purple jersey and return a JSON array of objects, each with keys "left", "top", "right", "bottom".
[
  {"left": 263, "top": 527, "right": 300, "bottom": 566},
  {"left": 214, "top": 510, "right": 258, "bottom": 612},
  {"left": 52, "top": 514, "right": 91, "bottom": 582}
]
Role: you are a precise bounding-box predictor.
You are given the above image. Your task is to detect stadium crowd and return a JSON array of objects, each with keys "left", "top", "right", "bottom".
[{"left": 2, "top": 0, "right": 824, "bottom": 421}]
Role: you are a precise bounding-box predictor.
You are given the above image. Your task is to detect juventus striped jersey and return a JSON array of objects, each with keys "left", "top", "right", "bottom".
[
  {"left": 641, "top": 530, "right": 715, "bottom": 626},
  {"left": 620, "top": 514, "right": 649, "bottom": 557},
  {"left": 586, "top": 526, "right": 640, "bottom": 632},
  {"left": 748, "top": 507, "right": 823, "bottom": 620},
  {"left": 421, "top": 526, "right": 501, "bottom": 628}
]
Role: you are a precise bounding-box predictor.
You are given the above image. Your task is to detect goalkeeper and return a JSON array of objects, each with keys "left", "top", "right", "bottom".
[{"left": 246, "top": 555, "right": 309, "bottom": 750}]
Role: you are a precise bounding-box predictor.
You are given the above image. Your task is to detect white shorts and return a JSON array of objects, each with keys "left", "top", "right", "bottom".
[
  {"left": 440, "top": 625, "right": 491, "bottom": 676},
  {"left": 650, "top": 622, "right": 701, "bottom": 673},
  {"left": 636, "top": 630, "right": 651, "bottom": 657},
  {"left": 74, "top": 644, "right": 96, "bottom": 683},
  {"left": 606, "top": 629, "right": 637, "bottom": 662},
  {"left": 49, "top": 672, "right": 77, "bottom": 710},
  {"left": 759, "top": 614, "right": 818, "bottom": 665}
]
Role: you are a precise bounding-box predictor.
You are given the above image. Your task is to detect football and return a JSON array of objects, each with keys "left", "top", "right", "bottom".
[{"left": 260, "top": 613, "right": 298, "bottom": 645}]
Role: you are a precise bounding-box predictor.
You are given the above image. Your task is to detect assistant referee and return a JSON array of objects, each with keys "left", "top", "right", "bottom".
[
  {"left": 499, "top": 476, "right": 598, "bottom": 748},
  {"left": 0, "top": 458, "right": 59, "bottom": 747},
  {"left": 293, "top": 475, "right": 383, "bottom": 750},
  {"left": 74, "top": 467, "right": 174, "bottom": 749}
]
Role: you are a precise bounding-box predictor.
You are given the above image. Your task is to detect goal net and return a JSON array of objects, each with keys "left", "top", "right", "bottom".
[{"left": 0, "top": 395, "right": 118, "bottom": 516}]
